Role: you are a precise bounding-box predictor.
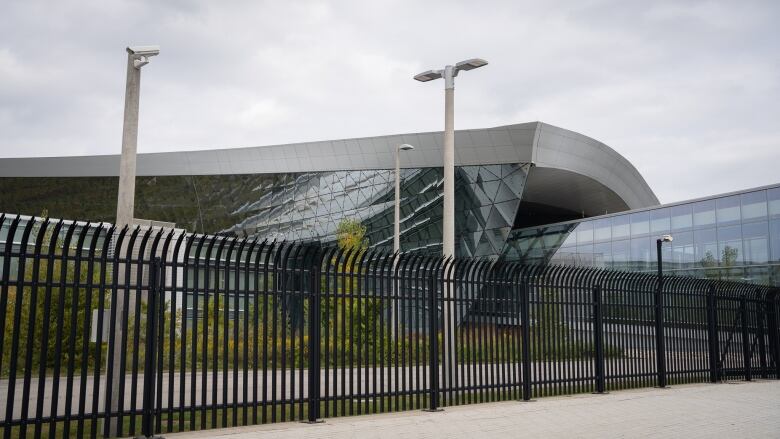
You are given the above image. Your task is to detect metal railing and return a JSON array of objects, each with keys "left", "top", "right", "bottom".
[{"left": 0, "top": 214, "right": 778, "bottom": 438}]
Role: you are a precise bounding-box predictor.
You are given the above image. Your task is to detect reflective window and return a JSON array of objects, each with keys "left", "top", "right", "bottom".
[
  {"left": 612, "top": 215, "right": 630, "bottom": 239},
  {"left": 630, "top": 237, "right": 651, "bottom": 268},
  {"left": 770, "top": 219, "right": 780, "bottom": 262},
  {"left": 716, "top": 195, "right": 741, "bottom": 225},
  {"left": 769, "top": 187, "right": 780, "bottom": 218},
  {"left": 594, "top": 242, "right": 611, "bottom": 267},
  {"left": 612, "top": 239, "right": 630, "bottom": 268},
  {"left": 630, "top": 211, "right": 650, "bottom": 237},
  {"left": 576, "top": 221, "right": 593, "bottom": 244},
  {"left": 694, "top": 228, "right": 718, "bottom": 265},
  {"left": 741, "top": 190, "right": 767, "bottom": 221},
  {"left": 562, "top": 229, "right": 577, "bottom": 247},
  {"left": 718, "top": 224, "right": 743, "bottom": 265},
  {"left": 671, "top": 231, "right": 694, "bottom": 266},
  {"left": 742, "top": 221, "right": 768, "bottom": 264},
  {"left": 593, "top": 218, "right": 611, "bottom": 242},
  {"left": 577, "top": 243, "right": 594, "bottom": 264},
  {"left": 650, "top": 208, "right": 670, "bottom": 234},
  {"left": 744, "top": 266, "right": 770, "bottom": 284},
  {"left": 693, "top": 200, "right": 716, "bottom": 227},
  {"left": 671, "top": 204, "right": 692, "bottom": 231}
]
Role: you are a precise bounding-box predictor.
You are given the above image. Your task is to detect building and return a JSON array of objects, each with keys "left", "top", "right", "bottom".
[
  {"left": 0, "top": 121, "right": 657, "bottom": 258},
  {"left": 1, "top": 121, "right": 777, "bottom": 285},
  {"left": 503, "top": 184, "right": 780, "bottom": 286}
]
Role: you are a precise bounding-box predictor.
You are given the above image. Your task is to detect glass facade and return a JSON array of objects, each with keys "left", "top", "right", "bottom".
[
  {"left": 0, "top": 163, "right": 530, "bottom": 258},
  {"left": 502, "top": 184, "right": 780, "bottom": 286}
]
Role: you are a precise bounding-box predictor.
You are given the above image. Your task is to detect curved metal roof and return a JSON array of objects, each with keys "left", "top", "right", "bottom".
[{"left": 0, "top": 121, "right": 659, "bottom": 209}]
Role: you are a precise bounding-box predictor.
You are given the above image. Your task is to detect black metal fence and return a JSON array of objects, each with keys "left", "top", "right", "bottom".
[{"left": 0, "top": 214, "right": 778, "bottom": 438}]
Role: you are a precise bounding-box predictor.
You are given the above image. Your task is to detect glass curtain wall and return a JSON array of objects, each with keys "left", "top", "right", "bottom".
[{"left": 503, "top": 185, "right": 780, "bottom": 286}]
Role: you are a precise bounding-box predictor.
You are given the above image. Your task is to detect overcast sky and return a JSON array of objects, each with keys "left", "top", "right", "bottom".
[{"left": 1, "top": 0, "right": 778, "bottom": 203}]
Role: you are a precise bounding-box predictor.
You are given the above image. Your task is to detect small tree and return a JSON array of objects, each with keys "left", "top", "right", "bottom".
[{"left": 336, "top": 219, "right": 368, "bottom": 253}]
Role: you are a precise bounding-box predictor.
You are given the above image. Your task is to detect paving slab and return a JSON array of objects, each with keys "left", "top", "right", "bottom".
[{"left": 165, "top": 380, "right": 780, "bottom": 439}]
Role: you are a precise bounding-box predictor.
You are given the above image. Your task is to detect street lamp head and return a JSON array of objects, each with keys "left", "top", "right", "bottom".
[
  {"left": 659, "top": 234, "right": 673, "bottom": 243},
  {"left": 413, "top": 70, "right": 443, "bottom": 82},
  {"left": 127, "top": 45, "right": 160, "bottom": 69},
  {"left": 127, "top": 46, "right": 160, "bottom": 56},
  {"left": 455, "top": 58, "right": 488, "bottom": 72},
  {"left": 398, "top": 144, "right": 415, "bottom": 151}
]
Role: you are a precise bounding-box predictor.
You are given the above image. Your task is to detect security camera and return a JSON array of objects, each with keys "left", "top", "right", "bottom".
[
  {"left": 127, "top": 45, "right": 160, "bottom": 69},
  {"left": 127, "top": 45, "right": 160, "bottom": 57}
]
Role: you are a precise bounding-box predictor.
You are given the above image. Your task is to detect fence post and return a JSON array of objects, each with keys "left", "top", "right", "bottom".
[
  {"left": 768, "top": 293, "right": 780, "bottom": 379},
  {"left": 425, "top": 266, "right": 442, "bottom": 411},
  {"left": 519, "top": 280, "right": 532, "bottom": 401},
  {"left": 592, "top": 284, "right": 606, "bottom": 394},
  {"left": 654, "top": 272, "right": 667, "bottom": 388},
  {"left": 140, "top": 257, "right": 163, "bottom": 439},
  {"left": 757, "top": 290, "right": 768, "bottom": 379},
  {"left": 741, "top": 294, "right": 752, "bottom": 381},
  {"left": 706, "top": 284, "right": 720, "bottom": 383},
  {"left": 306, "top": 250, "right": 323, "bottom": 423},
  {"left": 767, "top": 291, "right": 780, "bottom": 380}
]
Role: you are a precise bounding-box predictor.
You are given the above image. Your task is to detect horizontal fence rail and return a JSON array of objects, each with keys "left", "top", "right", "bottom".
[{"left": 0, "top": 214, "right": 778, "bottom": 438}]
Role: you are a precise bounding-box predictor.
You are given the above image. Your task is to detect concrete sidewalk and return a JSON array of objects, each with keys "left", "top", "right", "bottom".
[{"left": 167, "top": 380, "right": 780, "bottom": 439}]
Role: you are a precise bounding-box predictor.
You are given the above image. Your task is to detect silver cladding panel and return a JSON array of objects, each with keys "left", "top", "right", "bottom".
[{"left": 0, "top": 121, "right": 658, "bottom": 209}]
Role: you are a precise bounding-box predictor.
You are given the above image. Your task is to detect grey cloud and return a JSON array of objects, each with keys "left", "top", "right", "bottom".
[{"left": 0, "top": 0, "right": 778, "bottom": 204}]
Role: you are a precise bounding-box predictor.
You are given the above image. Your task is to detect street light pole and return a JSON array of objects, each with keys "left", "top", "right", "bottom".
[
  {"left": 655, "top": 234, "right": 673, "bottom": 389},
  {"left": 108, "top": 45, "right": 159, "bottom": 438},
  {"left": 116, "top": 46, "right": 159, "bottom": 229},
  {"left": 394, "top": 144, "right": 415, "bottom": 254},
  {"left": 442, "top": 65, "right": 456, "bottom": 259},
  {"left": 393, "top": 144, "right": 414, "bottom": 341},
  {"left": 414, "top": 60, "right": 487, "bottom": 390},
  {"left": 414, "top": 58, "right": 487, "bottom": 259}
]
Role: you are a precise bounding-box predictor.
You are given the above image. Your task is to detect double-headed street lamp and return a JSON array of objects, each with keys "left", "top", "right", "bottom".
[
  {"left": 655, "top": 234, "right": 673, "bottom": 388},
  {"left": 414, "top": 60, "right": 486, "bottom": 384},
  {"left": 414, "top": 58, "right": 488, "bottom": 258}
]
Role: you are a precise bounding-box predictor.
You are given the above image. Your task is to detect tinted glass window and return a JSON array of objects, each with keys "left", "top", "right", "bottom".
[
  {"left": 612, "top": 215, "right": 630, "bottom": 239},
  {"left": 594, "top": 242, "right": 611, "bottom": 267},
  {"left": 630, "top": 211, "right": 650, "bottom": 236},
  {"left": 718, "top": 224, "right": 743, "bottom": 265},
  {"left": 693, "top": 200, "right": 716, "bottom": 227},
  {"left": 769, "top": 187, "right": 780, "bottom": 218},
  {"left": 577, "top": 244, "right": 594, "bottom": 263},
  {"left": 577, "top": 221, "right": 593, "bottom": 244},
  {"left": 671, "top": 231, "right": 694, "bottom": 265},
  {"left": 716, "top": 195, "right": 741, "bottom": 225},
  {"left": 741, "top": 190, "right": 767, "bottom": 221},
  {"left": 671, "top": 204, "right": 693, "bottom": 231},
  {"left": 630, "top": 237, "right": 651, "bottom": 271},
  {"left": 650, "top": 208, "right": 670, "bottom": 233},
  {"left": 593, "top": 218, "right": 611, "bottom": 242},
  {"left": 694, "top": 228, "right": 718, "bottom": 264},
  {"left": 742, "top": 221, "right": 768, "bottom": 264},
  {"left": 770, "top": 219, "right": 780, "bottom": 262},
  {"left": 612, "top": 239, "right": 630, "bottom": 266},
  {"left": 562, "top": 229, "right": 577, "bottom": 247}
]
